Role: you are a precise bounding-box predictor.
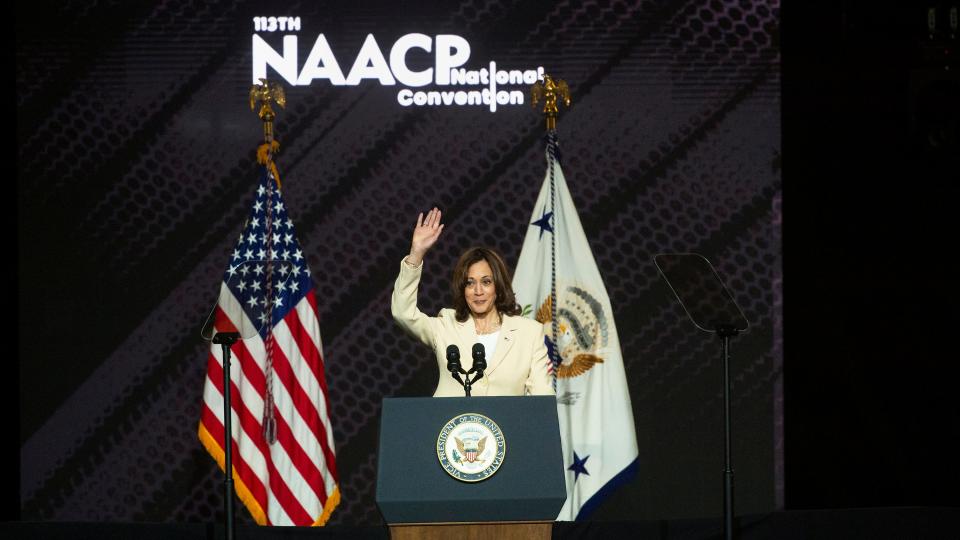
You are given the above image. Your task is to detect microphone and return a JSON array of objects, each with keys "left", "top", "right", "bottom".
[
  {"left": 469, "top": 343, "right": 487, "bottom": 376},
  {"left": 446, "top": 345, "right": 465, "bottom": 386}
]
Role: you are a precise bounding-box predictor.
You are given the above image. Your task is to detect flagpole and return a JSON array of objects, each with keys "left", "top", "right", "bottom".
[
  {"left": 250, "top": 78, "right": 287, "bottom": 450},
  {"left": 531, "top": 74, "right": 572, "bottom": 381},
  {"left": 203, "top": 78, "right": 288, "bottom": 538},
  {"left": 201, "top": 79, "right": 338, "bottom": 526},
  {"left": 519, "top": 74, "right": 640, "bottom": 522}
]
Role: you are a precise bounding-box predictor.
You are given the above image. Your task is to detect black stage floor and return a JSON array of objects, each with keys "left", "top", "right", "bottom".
[{"left": 3, "top": 507, "right": 958, "bottom": 539}]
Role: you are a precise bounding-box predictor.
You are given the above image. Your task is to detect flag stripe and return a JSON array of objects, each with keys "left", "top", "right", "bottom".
[
  {"left": 271, "top": 402, "right": 329, "bottom": 502},
  {"left": 263, "top": 446, "right": 313, "bottom": 526},
  {"left": 205, "top": 330, "right": 307, "bottom": 524},
  {"left": 263, "top": 331, "right": 330, "bottom": 491},
  {"left": 208, "top": 336, "right": 266, "bottom": 424},
  {"left": 274, "top": 310, "right": 326, "bottom": 423},
  {"left": 265, "top": 421, "right": 323, "bottom": 520},
  {"left": 282, "top": 304, "right": 338, "bottom": 478},
  {"left": 268, "top": 320, "right": 338, "bottom": 488},
  {"left": 215, "top": 306, "right": 268, "bottom": 399},
  {"left": 203, "top": 356, "right": 273, "bottom": 505},
  {"left": 298, "top": 291, "right": 329, "bottom": 393},
  {"left": 201, "top": 353, "right": 266, "bottom": 477},
  {"left": 199, "top": 403, "right": 268, "bottom": 512},
  {"left": 206, "top": 329, "right": 322, "bottom": 524},
  {"left": 301, "top": 287, "right": 334, "bottom": 450}
]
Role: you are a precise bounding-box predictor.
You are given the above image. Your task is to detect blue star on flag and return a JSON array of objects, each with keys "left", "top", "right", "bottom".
[
  {"left": 569, "top": 451, "right": 590, "bottom": 482},
  {"left": 531, "top": 208, "right": 553, "bottom": 239}
]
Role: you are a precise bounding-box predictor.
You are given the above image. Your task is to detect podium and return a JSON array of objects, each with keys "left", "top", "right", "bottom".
[{"left": 376, "top": 396, "right": 566, "bottom": 540}]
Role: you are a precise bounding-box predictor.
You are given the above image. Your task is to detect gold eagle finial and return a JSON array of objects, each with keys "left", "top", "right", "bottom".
[
  {"left": 249, "top": 78, "right": 286, "bottom": 143},
  {"left": 249, "top": 78, "right": 286, "bottom": 187},
  {"left": 530, "top": 74, "right": 571, "bottom": 131}
]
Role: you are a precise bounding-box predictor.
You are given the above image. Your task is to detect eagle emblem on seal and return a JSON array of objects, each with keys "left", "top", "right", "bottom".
[
  {"left": 535, "top": 286, "right": 608, "bottom": 378},
  {"left": 455, "top": 435, "right": 487, "bottom": 464}
]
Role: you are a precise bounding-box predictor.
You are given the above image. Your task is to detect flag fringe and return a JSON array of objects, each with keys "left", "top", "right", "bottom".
[
  {"left": 311, "top": 485, "right": 340, "bottom": 526},
  {"left": 197, "top": 422, "right": 268, "bottom": 525},
  {"left": 198, "top": 422, "right": 339, "bottom": 526}
]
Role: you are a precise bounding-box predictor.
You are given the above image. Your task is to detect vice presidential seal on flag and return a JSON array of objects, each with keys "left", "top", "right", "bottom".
[{"left": 512, "top": 132, "right": 639, "bottom": 520}]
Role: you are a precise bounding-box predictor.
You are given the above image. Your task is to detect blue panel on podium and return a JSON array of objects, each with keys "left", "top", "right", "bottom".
[{"left": 376, "top": 396, "right": 565, "bottom": 524}]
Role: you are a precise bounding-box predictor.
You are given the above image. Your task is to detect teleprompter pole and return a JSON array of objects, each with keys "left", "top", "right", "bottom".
[
  {"left": 213, "top": 332, "right": 241, "bottom": 540},
  {"left": 717, "top": 324, "right": 738, "bottom": 540}
]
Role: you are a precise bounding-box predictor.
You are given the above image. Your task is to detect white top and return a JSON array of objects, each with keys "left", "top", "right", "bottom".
[{"left": 475, "top": 330, "right": 500, "bottom": 365}]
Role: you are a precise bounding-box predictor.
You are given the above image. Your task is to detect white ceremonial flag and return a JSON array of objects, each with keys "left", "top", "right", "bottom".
[{"left": 513, "top": 132, "right": 639, "bottom": 520}]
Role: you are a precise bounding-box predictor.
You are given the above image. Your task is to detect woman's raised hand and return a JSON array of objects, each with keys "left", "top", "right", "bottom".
[{"left": 407, "top": 207, "right": 444, "bottom": 266}]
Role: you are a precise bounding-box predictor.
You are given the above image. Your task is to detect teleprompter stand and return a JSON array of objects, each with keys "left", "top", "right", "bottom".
[
  {"left": 655, "top": 253, "right": 750, "bottom": 540},
  {"left": 201, "top": 261, "right": 294, "bottom": 539},
  {"left": 211, "top": 332, "right": 239, "bottom": 540}
]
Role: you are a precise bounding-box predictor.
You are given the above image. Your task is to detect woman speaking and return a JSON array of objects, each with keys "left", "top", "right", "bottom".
[{"left": 391, "top": 207, "right": 554, "bottom": 397}]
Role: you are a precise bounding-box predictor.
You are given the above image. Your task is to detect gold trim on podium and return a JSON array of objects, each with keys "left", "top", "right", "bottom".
[{"left": 389, "top": 520, "right": 552, "bottom": 540}]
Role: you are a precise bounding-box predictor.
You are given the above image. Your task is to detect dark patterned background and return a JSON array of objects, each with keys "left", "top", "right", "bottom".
[{"left": 17, "top": 0, "right": 780, "bottom": 525}]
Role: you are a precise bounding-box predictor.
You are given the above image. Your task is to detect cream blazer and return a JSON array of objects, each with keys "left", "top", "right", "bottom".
[{"left": 391, "top": 259, "right": 554, "bottom": 397}]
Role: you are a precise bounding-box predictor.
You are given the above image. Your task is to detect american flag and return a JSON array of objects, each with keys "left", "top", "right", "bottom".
[{"left": 198, "top": 169, "right": 339, "bottom": 526}]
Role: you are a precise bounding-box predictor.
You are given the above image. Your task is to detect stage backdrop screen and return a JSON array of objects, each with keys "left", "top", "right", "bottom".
[{"left": 17, "top": 0, "right": 781, "bottom": 525}]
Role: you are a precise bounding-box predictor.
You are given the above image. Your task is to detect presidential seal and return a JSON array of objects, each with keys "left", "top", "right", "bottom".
[{"left": 436, "top": 413, "right": 506, "bottom": 482}]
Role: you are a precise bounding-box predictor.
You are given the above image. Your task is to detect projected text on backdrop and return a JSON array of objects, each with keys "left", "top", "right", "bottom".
[{"left": 252, "top": 17, "right": 543, "bottom": 111}]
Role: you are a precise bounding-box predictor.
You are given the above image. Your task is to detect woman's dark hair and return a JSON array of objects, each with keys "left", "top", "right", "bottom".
[{"left": 451, "top": 247, "right": 522, "bottom": 322}]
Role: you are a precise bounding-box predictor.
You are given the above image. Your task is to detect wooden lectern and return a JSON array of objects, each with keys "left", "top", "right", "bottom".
[{"left": 376, "top": 396, "right": 565, "bottom": 539}]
